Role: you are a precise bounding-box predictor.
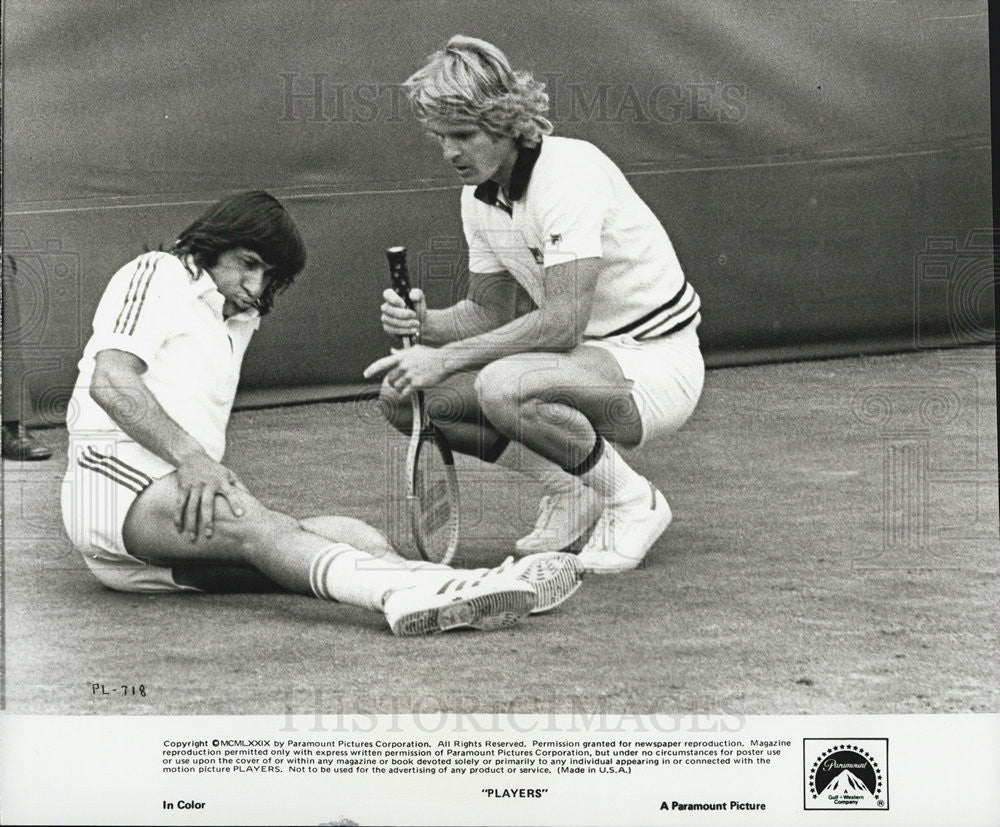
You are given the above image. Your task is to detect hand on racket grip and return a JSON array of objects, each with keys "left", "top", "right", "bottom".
[
  {"left": 363, "top": 344, "right": 450, "bottom": 395},
  {"left": 380, "top": 287, "right": 426, "bottom": 339}
]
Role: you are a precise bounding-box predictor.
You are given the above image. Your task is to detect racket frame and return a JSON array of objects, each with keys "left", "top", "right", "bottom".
[{"left": 387, "top": 246, "right": 460, "bottom": 564}]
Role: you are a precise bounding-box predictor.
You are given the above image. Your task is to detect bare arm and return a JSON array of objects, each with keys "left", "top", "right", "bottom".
[
  {"left": 365, "top": 258, "right": 601, "bottom": 389},
  {"left": 436, "top": 257, "right": 600, "bottom": 368},
  {"left": 379, "top": 269, "right": 533, "bottom": 345},
  {"left": 90, "top": 348, "right": 245, "bottom": 540},
  {"left": 421, "top": 269, "right": 534, "bottom": 345}
]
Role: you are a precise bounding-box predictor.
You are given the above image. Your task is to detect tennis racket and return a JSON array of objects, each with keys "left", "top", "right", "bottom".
[{"left": 386, "top": 246, "right": 460, "bottom": 564}]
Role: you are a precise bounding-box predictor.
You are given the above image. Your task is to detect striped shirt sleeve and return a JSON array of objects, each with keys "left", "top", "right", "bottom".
[{"left": 87, "top": 252, "right": 189, "bottom": 366}]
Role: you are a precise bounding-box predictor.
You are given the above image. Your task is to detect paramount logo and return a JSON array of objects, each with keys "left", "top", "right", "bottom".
[{"left": 804, "top": 739, "right": 888, "bottom": 811}]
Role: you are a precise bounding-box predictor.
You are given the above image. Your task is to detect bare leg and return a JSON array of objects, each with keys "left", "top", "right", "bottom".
[
  {"left": 475, "top": 346, "right": 669, "bottom": 568},
  {"left": 474, "top": 346, "right": 642, "bottom": 464},
  {"left": 380, "top": 347, "right": 642, "bottom": 466},
  {"left": 171, "top": 516, "right": 416, "bottom": 592},
  {"left": 125, "top": 478, "right": 326, "bottom": 592},
  {"left": 299, "top": 515, "right": 410, "bottom": 564},
  {"left": 123, "top": 475, "right": 421, "bottom": 605},
  {"left": 121, "top": 474, "right": 544, "bottom": 633}
]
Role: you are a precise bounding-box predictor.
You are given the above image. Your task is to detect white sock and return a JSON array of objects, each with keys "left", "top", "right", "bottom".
[
  {"left": 574, "top": 437, "right": 648, "bottom": 505},
  {"left": 308, "top": 543, "right": 422, "bottom": 611},
  {"left": 494, "top": 441, "right": 581, "bottom": 494}
]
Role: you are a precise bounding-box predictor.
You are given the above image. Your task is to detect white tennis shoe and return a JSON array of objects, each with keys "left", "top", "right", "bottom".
[
  {"left": 383, "top": 575, "right": 536, "bottom": 636},
  {"left": 577, "top": 484, "right": 672, "bottom": 574},
  {"left": 474, "top": 552, "right": 584, "bottom": 614},
  {"left": 515, "top": 486, "right": 603, "bottom": 555}
]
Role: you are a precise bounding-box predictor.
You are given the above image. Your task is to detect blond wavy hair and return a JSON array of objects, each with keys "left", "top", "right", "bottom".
[{"left": 404, "top": 35, "right": 553, "bottom": 145}]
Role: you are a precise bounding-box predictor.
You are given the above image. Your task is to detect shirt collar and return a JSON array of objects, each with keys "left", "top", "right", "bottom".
[
  {"left": 184, "top": 256, "right": 261, "bottom": 325},
  {"left": 473, "top": 139, "right": 543, "bottom": 212}
]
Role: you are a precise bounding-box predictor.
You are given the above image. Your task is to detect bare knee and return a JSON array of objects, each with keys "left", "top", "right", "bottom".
[
  {"left": 197, "top": 498, "right": 298, "bottom": 559},
  {"left": 124, "top": 481, "right": 289, "bottom": 565},
  {"left": 475, "top": 359, "right": 525, "bottom": 427},
  {"left": 476, "top": 358, "right": 572, "bottom": 433}
]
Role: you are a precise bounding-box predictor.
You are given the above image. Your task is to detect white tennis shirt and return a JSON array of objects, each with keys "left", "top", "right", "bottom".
[
  {"left": 461, "top": 135, "right": 700, "bottom": 340},
  {"left": 67, "top": 251, "right": 260, "bottom": 477}
]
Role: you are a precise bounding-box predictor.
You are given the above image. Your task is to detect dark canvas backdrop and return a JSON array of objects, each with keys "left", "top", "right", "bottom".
[{"left": 3, "top": 1, "right": 992, "bottom": 418}]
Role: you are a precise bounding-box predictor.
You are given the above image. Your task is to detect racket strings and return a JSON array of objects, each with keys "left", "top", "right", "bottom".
[
  {"left": 415, "top": 475, "right": 453, "bottom": 534},
  {"left": 411, "top": 434, "right": 459, "bottom": 562}
]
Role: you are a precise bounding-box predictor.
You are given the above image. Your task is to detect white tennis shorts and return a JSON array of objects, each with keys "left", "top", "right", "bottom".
[
  {"left": 584, "top": 318, "right": 705, "bottom": 447},
  {"left": 61, "top": 441, "right": 198, "bottom": 593}
]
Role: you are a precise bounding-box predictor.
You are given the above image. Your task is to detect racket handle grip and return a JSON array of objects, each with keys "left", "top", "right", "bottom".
[{"left": 386, "top": 246, "right": 414, "bottom": 310}]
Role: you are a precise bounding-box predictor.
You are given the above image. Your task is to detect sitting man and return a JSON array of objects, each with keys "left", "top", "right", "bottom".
[{"left": 61, "top": 191, "right": 582, "bottom": 636}]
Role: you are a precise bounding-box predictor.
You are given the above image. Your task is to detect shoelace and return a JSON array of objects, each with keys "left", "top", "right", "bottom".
[
  {"left": 532, "top": 496, "right": 556, "bottom": 531},
  {"left": 587, "top": 509, "right": 615, "bottom": 549}
]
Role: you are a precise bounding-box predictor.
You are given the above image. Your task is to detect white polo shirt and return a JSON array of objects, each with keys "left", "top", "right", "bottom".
[
  {"left": 67, "top": 251, "right": 260, "bottom": 478},
  {"left": 461, "top": 135, "right": 700, "bottom": 340}
]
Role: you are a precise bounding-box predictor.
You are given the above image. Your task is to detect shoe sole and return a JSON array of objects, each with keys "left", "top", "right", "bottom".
[
  {"left": 579, "top": 491, "right": 672, "bottom": 575},
  {"left": 390, "top": 589, "right": 536, "bottom": 636},
  {"left": 514, "top": 553, "right": 585, "bottom": 614}
]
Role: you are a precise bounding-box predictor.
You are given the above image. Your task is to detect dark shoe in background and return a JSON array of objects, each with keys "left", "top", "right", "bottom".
[{"left": 1, "top": 422, "right": 53, "bottom": 461}]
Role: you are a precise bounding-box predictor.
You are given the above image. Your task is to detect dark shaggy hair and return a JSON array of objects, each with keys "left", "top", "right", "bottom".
[{"left": 170, "top": 191, "right": 306, "bottom": 315}]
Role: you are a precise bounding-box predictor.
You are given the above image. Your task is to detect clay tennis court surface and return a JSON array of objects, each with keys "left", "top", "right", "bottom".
[{"left": 3, "top": 347, "right": 996, "bottom": 716}]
